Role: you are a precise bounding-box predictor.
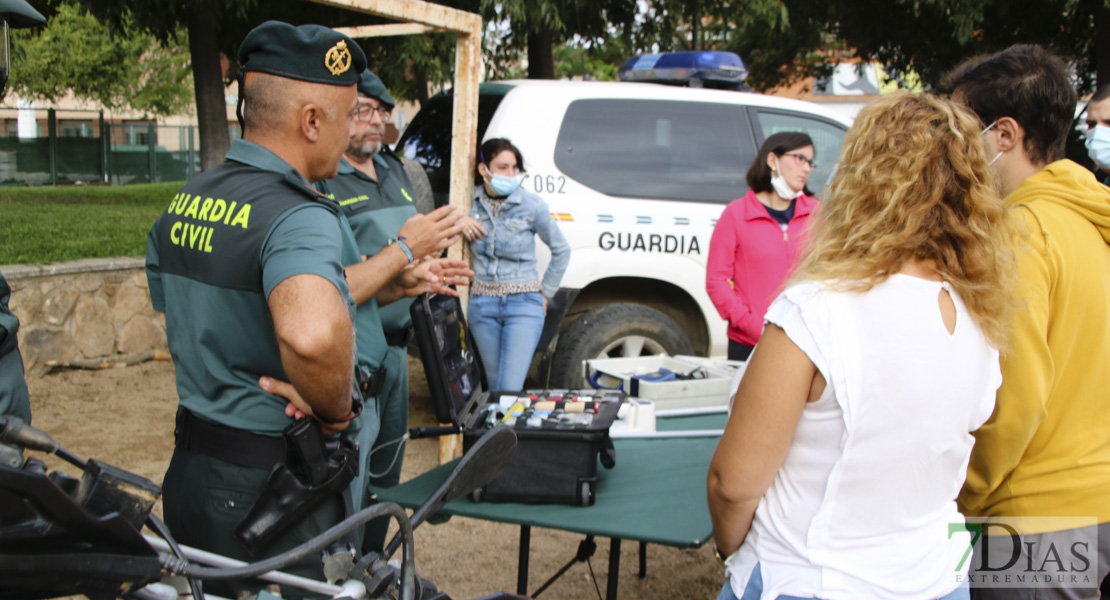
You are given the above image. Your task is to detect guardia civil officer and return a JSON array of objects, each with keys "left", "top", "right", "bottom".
[
  {"left": 244, "top": 69, "right": 470, "bottom": 565},
  {"left": 146, "top": 22, "right": 369, "bottom": 597},
  {"left": 0, "top": 0, "right": 46, "bottom": 424},
  {"left": 323, "top": 70, "right": 464, "bottom": 554},
  {"left": 0, "top": 271, "right": 30, "bottom": 423}
]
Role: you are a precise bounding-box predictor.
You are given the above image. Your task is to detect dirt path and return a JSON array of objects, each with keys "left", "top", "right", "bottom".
[{"left": 24, "top": 357, "right": 725, "bottom": 600}]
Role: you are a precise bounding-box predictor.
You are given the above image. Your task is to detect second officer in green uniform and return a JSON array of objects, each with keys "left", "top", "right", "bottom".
[{"left": 325, "top": 70, "right": 464, "bottom": 553}]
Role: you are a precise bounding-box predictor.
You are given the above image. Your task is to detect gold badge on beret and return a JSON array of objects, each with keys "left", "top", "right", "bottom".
[{"left": 325, "top": 40, "right": 352, "bottom": 76}]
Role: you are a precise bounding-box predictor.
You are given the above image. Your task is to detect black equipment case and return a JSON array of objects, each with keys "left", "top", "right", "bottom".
[{"left": 410, "top": 293, "right": 620, "bottom": 506}]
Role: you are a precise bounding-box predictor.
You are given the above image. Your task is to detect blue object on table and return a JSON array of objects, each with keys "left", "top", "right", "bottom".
[
  {"left": 629, "top": 369, "right": 677, "bottom": 397},
  {"left": 586, "top": 369, "right": 622, "bottom": 390}
]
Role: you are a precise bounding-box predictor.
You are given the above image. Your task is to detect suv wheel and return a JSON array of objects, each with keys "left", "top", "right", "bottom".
[
  {"left": 549, "top": 303, "right": 696, "bottom": 388},
  {"left": 401, "top": 157, "right": 436, "bottom": 215}
]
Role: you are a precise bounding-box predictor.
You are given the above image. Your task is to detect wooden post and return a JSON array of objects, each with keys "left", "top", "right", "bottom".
[
  {"left": 449, "top": 26, "right": 480, "bottom": 268},
  {"left": 439, "top": 25, "right": 481, "bottom": 462}
]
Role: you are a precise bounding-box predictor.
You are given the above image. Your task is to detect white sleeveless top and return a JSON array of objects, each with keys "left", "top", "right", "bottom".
[{"left": 725, "top": 275, "right": 1000, "bottom": 599}]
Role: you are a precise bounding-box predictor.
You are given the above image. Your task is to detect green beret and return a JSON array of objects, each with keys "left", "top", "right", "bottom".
[
  {"left": 357, "top": 70, "right": 395, "bottom": 109},
  {"left": 0, "top": 0, "right": 46, "bottom": 28},
  {"left": 238, "top": 21, "right": 367, "bottom": 86}
]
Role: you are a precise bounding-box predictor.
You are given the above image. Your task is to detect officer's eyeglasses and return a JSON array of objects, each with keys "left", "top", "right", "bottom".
[
  {"left": 784, "top": 152, "right": 815, "bottom": 168},
  {"left": 353, "top": 104, "right": 391, "bottom": 123}
]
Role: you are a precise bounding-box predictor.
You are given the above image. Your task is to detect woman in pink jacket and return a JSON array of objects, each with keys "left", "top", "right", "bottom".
[{"left": 707, "top": 132, "right": 818, "bottom": 360}]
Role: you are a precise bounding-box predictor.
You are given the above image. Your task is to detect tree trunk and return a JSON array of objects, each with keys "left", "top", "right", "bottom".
[
  {"left": 187, "top": 10, "right": 230, "bottom": 172},
  {"left": 1098, "top": 3, "right": 1110, "bottom": 90},
  {"left": 692, "top": 0, "right": 701, "bottom": 51},
  {"left": 415, "top": 62, "right": 430, "bottom": 107},
  {"left": 527, "top": 24, "right": 555, "bottom": 79}
]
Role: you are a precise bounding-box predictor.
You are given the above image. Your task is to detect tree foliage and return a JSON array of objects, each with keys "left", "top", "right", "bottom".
[
  {"left": 478, "top": 0, "right": 637, "bottom": 78},
  {"left": 75, "top": 0, "right": 389, "bottom": 80},
  {"left": 827, "top": 0, "right": 1108, "bottom": 94},
  {"left": 636, "top": 0, "right": 826, "bottom": 92},
  {"left": 72, "top": 0, "right": 385, "bottom": 169},
  {"left": 553, "top": 41, "right": 625, "bottom": 81},
  {"left": 355, "top": 30, "right": 460, "bottom": 106},
  {"left": 19, "top": 0, "right": 1103, "bottom": 170},
  {"left": 477, "top": 0, "right": 821, "bottom": 91},
  {"left": 595, "top": 0, "right": 1110, "bottom": 96},
  {"left": 9, "top": 2, "right": 193, "bottom": 115}
]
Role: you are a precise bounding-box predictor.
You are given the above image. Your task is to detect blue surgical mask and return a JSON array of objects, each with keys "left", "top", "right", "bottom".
[
  {"left": 488, "top": 173, "right": 520, "bottom": 196},
  {"left": 1086, "top": 124, "right": 1110, "bottom": 170}
]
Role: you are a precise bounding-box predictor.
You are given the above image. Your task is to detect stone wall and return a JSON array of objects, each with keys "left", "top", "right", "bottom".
[{"left": 3, "top": 258, "right": 167, "bottom": 370}]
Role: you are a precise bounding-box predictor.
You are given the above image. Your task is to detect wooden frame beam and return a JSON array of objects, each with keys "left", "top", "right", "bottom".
[
  {"left": 335, "top": 23, "right": 441, "bottom": 37},
  {"left": 312, "top": 0, "right": 481, "bottom": 34}
]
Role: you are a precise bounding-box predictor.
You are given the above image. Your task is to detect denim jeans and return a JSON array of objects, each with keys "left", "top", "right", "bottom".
[
  {"left": 716, "top": 563, "right": 971, "bottom": 600},
  {"left": 468, "top": 292, "right": 545, "bottom": 391}
]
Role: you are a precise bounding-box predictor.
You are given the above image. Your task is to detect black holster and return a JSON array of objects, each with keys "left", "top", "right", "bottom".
[{"left": 234, "top": 418, "right": 357, "bottom": 556}]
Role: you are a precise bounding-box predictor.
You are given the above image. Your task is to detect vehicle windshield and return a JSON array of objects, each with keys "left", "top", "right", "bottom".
[{"left": 398, "top": 84, "right": 512, "bottom": 206}]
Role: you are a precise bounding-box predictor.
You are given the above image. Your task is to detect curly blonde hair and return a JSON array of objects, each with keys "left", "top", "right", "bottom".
[{"left": 791, "top": 92, "right": 1016, "bottom": 349}]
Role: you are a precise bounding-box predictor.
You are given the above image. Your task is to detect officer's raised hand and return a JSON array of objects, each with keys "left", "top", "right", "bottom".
[
  {"left": 398, "top": 257, "right": 473, "bottom": 298},
  {"left": 395, "top": 205, "right": 465, "bottom": 259}
]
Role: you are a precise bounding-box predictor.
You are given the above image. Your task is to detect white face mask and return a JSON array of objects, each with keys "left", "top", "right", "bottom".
[
  {"left": 1086, "top": 124, "right": 1110, "bottom": 170},
  {"left": 770, "top": 159, "right": 802, "bottom": 200}
]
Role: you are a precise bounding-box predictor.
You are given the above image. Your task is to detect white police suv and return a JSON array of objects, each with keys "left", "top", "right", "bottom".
[{"left": 400, "top": 52, "right": 853, "bottom": 388}]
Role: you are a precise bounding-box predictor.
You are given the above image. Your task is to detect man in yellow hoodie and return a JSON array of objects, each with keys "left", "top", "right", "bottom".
[{"left": 950, "top": 45, "right": 1110, "bottom": 598}]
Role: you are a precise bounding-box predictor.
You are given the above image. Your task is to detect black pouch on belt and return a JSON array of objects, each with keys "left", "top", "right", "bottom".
[{"left": 234, "top": 418, "right": 358, "bottom": 556}]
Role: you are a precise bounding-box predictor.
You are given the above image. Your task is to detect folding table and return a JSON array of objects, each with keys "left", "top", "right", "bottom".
[{"left": 374, "top": 411, "right": 726, "bottom": 600}]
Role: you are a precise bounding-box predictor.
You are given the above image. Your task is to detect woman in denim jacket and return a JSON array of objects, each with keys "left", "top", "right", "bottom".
[{"left": 459, "top": 138, "right": 571, "bottom": 391}]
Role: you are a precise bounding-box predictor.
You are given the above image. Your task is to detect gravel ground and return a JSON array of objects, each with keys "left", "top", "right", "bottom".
[{"left": 24, "top": 357, "right": 725, "bottom": 600}]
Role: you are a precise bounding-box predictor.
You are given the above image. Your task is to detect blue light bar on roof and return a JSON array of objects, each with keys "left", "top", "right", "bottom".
[{"left": 617, "top": 51, "right": 749, "bottom": 87}]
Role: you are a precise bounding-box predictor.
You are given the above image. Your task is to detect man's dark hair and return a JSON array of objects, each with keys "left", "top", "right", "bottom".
[
  {"left": 946, "top": 44, "right": 1076, "bottom": 165},
  {"left": 1091, "top": 84, "right": 1110, "bottom": 104},
  {"left": 1084, "top": 84, "right": 1110, "bottom": 128},
  {"left": 747, "top": 131, "right": 815, "bottom": 194}
]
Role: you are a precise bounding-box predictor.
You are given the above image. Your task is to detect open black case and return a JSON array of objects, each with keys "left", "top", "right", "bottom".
[{"left": 410, "top": 293, "right": 620, "bottom": 506}]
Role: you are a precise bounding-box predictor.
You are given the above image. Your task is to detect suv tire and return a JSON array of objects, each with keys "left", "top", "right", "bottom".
[
  {"left": 402, "top": 157, "right": 436, "bottom": 215},
  {"left": 550, "top": 303, "right": 695, "bottom": 388}
]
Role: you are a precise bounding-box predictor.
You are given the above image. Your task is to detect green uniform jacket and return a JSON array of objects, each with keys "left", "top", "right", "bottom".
[
  {"left": 0, "top": 270, "right": 30, "bottom": 423},
  {"left": 147, "top": 139, "right": 357, "bottom": 435},
  {"left": 328, "top": 150, "right": 419, "bottom": 336}
]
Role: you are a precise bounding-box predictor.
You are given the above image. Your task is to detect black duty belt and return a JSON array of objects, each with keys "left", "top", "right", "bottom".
[
  {"left": 384, "top": 327, "right": 413, "bottom": 348},
  {"left": 175, "top": 407, "right": 286, "bottom": 470},
  {"left": 357, "top": 364, "right": 387, "bottom": 398}
]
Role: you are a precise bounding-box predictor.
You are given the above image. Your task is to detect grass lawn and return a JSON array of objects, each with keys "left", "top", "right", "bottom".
[{"left": 0, "top": 182, "right": 181, "bottom": 265}]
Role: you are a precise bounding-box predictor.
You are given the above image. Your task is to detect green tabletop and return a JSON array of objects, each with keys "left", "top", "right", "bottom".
[
  {"left": 655, "top": 411, "right": 728, "bottom": 432},
  {"left": 374, "top": 435, "right": 719, "bottom": 548}
]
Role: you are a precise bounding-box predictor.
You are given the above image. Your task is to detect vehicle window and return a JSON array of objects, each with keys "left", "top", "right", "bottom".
[
  {"left": 554, "top": 99, "right": 756, "bottom": 203},
  {"left": 399, "top": 93, "right": 505, "bottom": 201},
  {"left": 753, "top": 110, "right": 847, "bottom": 198}
]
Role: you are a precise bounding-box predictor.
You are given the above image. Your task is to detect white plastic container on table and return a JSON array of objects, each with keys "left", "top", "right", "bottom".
[{"left": 582, "top": 354, "right": 746, "bottom": 410}]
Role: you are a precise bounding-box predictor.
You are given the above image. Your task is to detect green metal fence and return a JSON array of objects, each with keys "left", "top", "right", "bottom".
[{"left": 0, "top": 108, "right": 228, "bottom": 186}]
